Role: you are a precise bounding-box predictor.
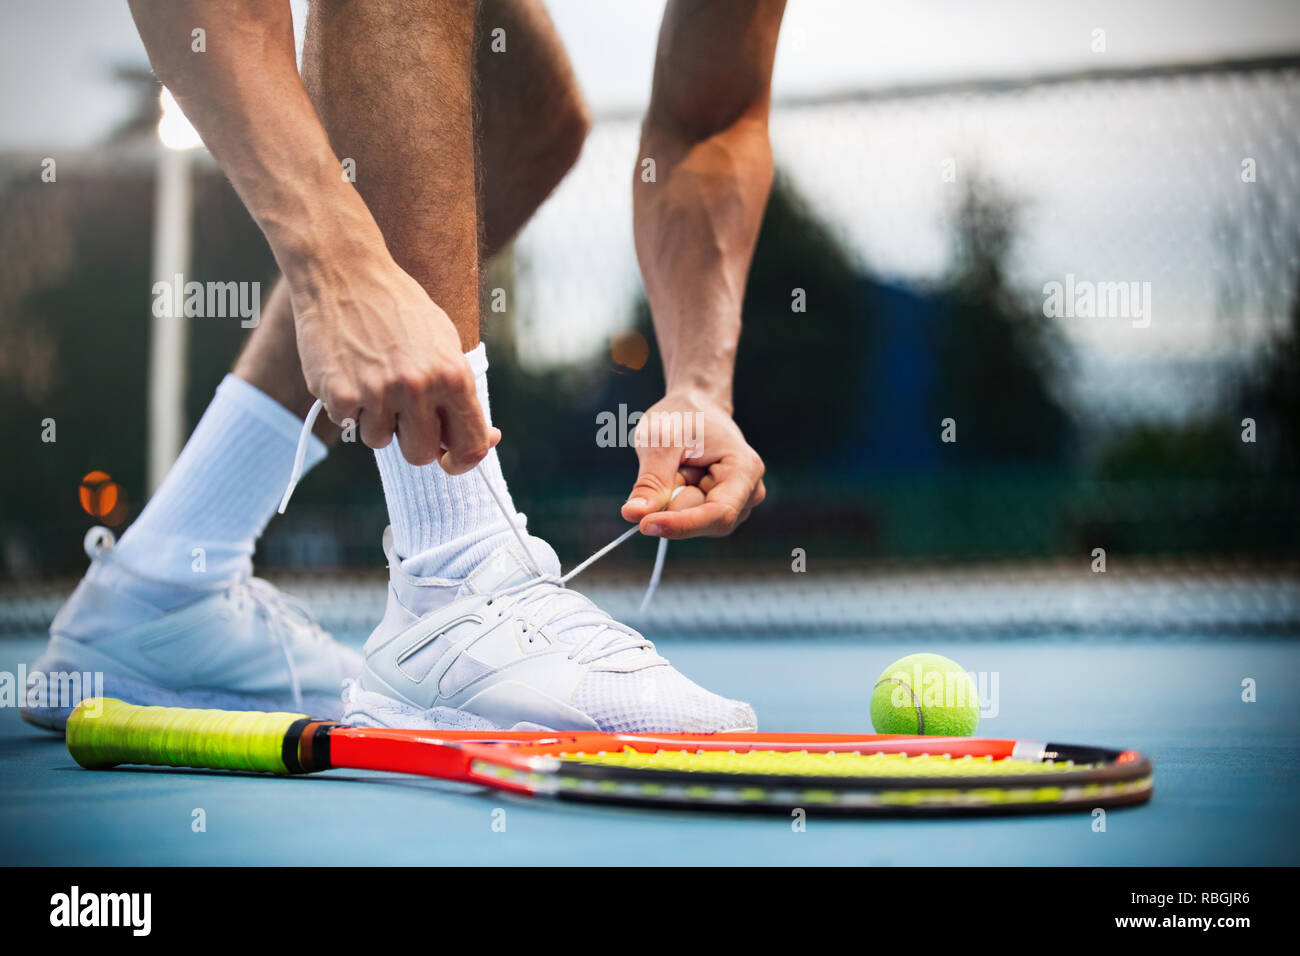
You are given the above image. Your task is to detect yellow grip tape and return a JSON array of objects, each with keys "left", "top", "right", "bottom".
[{"left": 66, "top": 698, "right": 307, "bottom": 774}]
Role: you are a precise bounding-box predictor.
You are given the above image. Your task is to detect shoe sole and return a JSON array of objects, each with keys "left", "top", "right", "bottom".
[{"left": 20, "top": 654, "right": 349, "bottom": 732}]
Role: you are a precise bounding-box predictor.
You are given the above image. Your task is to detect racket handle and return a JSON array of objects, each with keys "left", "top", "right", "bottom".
[{"left": 66, "top": 698, "right": 308, "bottom": 774}]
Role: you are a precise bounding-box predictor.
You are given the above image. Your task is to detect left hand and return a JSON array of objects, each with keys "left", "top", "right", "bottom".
[{"left": 620, "top": 392, "right": 766, "bottom": 539}]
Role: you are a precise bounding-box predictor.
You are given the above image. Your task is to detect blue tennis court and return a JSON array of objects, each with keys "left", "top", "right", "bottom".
[{"left": 4, "top": 628, "right": 1296, "bottom": 866}]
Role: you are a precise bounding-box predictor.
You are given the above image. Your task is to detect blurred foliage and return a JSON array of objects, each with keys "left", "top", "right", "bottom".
[
  {"left": 1096, "top": 423, "right": 1244, "bottom": 480},
  {"left": 1240, "top": 268, "right": 1300, "bottom": 475},
  {"left": 930, "top": 174, "right": 1074, "bottom": 464},
  {"left": 731, "top": 172, "right": 868, "bottom": 465}
]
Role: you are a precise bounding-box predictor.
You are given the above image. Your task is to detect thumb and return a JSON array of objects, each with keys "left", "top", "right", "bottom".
[{"left": 622, "top": 443, "right": 681, "bottom": 521}]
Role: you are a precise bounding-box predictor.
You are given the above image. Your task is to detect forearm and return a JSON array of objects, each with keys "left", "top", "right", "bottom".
[
  {"left": 632, "top": 0, "right": 783, "bottom": 415},
  {"left": 634, "top": 116, "right": 772, "bottom": 414},
  {"left": 127, "top": 1, "right": 386, "bottom": 283}
]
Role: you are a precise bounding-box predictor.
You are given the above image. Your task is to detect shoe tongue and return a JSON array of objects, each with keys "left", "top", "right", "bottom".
[{"left": 462, "top": 536, "right": 562, "bottom": 594}]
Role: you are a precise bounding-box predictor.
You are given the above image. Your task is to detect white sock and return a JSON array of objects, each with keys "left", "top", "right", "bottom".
[
  {"left": 109, "top": 374, "right": 328, "bottom": 607},
  {"left": 375, "top": 343, "right": 522, "bottom": 582}
]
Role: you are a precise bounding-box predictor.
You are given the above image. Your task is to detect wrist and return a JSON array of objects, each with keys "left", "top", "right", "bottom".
[
  {"left": 664, "top": 379, "right": 733, "bottom": 416},
  {"left": 274, "top": 209, "right": 391, "bottom": 304},
  {"left": 256, "top": 162, "right": 389, "bottom": 292}
]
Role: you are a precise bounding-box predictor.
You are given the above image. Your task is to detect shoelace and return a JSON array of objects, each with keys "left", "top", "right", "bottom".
[
  {"left": 233, "top": 577, "right": 322, "bottom": 710},
  {"left": 278, "top": 400, "right": 675, "bottom": 642},
  {"left": 81, "top": 527, "right": 319, "bottom": 710},
  {"left": 480, "top": 575, "right": 655, "bottom": 664}
]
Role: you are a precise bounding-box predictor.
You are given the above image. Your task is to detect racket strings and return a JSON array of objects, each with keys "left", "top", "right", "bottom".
[{"left": 552, "top": 748, "right": 1095, "bottom": 778}]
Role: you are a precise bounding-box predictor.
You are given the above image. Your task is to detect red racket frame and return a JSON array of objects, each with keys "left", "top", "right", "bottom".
[{"left": 320, "top": 728, "right": 1145, "bottom": 797}]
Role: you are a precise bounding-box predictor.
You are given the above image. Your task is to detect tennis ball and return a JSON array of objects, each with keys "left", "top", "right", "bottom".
[{"left": 870, "top": 653, "right": 980, "bottom": 736}]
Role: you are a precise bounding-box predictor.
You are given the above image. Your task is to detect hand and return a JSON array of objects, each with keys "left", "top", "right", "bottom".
[
  {"left": 290, "top": 252, "right": 498, "bottom": 473},
  {"left": 620, "top": 391, "right": 766, "bottom": 538}
]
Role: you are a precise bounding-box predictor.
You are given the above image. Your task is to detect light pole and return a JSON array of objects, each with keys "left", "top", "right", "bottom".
[{"left": 147, "top": 88, "right": 203, "bottom": 495}]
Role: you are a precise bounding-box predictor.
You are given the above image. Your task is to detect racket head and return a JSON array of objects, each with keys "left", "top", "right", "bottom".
[{"left": 329, "top": 728, "right": 1154, "bottom": 816}]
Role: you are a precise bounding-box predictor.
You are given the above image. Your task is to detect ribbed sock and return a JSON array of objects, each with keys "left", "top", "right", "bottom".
[
  {"left": 374, "top": 343, "right": 523, "bottom": 583},
  {"left": 107, "top": 374, "right": 328, "bottom": 608}
]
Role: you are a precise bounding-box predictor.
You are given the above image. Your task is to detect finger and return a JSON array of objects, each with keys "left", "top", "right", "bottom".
[
  {"left": 736, "top": 480, "right": 766, "bottom": 526},
  {"left": 394, "top": 412, "right": 441, "bottom": 466},
  {"left": 641, "top": 462, "right": 754, "bottom": 538},
  {"left": 667, "top": 485, "right": 706, "bottom": 511},
  {"left": 678, "top": 465, "right": 708, "bottom": 486},
  {"left": 359, "top": 404, "right": 398, "bottom": 451},
  {"left": 437, "top": 377, "right": 495, "bottom": 474},
  {"left": 389, "top": 390, "right": 442, "bottom": 466},
  {"left": 321, "top": 389, "right": 363, "bottom": 438},
  {"left": 640, "top": 501, "right": 741, "bottom": 539},
  {"left": 698, "top": 465, "right": 762, "bottom": 501},
  {"left": 622, "top": 443, "right": 683, "bottom": 521}
]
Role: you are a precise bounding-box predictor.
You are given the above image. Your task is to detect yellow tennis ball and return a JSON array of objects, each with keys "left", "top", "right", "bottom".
[{"left": 870, "top": 653, "right": 980, "bottom": 736}]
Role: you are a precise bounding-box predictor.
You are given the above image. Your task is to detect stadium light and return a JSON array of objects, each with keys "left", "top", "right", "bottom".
[{"left": 157, "top": 87, "right": 203, "bottom": 151}]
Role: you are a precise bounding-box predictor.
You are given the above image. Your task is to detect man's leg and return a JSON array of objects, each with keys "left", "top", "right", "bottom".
[
  {"left": 232, "top": 278, "right": 323, "bottom": 431},
  {"left": 238, "top": 0, "right": 590, "bottom": 437},
  {"left": 301, "top": 0, "right": 480, "bottom": 347},
  {"left": 474, "top": 0, "right": 591, "bottom": 256},
  {"left": 111, "top": 0, "right": 588, "bottom": 599},
  {"left": 279, "top": 0, "right": 547, "bottom": 594},
  {"left": 27, "top": 1, "right": 485, "bottom": 727},
  {"left": 84, "top": 0, "right": 507, "bottom": 604},
  {"left": 22, "top": 0, "right": 591, "bottom": 730}
]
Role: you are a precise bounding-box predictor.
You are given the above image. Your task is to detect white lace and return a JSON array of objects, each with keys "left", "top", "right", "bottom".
[
  {"left": 482, "top": 576, "right": 654, "bottom": 664},
  {"left": 278, "top": 400, "right": 676, "bottom": 657},
  {"left": 233, "top": 577, "right": 331, "bottom": 709}
]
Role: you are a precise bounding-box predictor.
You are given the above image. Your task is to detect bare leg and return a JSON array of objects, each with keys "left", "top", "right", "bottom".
[
  {"left": 234, "top": 0, "right": 589, "bottom": 440},
  {"left": 304, "top": 0, "right": 480, "bottom": 352},
  {"left": 232, "top": 278, "right": 318, "bottom": 419},
  {"left": 476, "top": 0, "right": 591, "bottom": 255}
]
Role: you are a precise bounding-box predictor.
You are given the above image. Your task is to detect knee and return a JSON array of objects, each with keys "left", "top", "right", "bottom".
[{"left": 544, "top": 90, "right": 591, "bottom": 182}]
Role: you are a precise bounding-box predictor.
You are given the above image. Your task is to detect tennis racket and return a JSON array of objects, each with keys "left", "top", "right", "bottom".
[{"left": 66, "top": 698, "right": 1153, "bottom": 815}]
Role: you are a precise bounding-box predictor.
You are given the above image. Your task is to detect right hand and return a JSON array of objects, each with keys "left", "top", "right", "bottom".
[{"left": 290, "top": 254, "right": 499, "bottom": 474}]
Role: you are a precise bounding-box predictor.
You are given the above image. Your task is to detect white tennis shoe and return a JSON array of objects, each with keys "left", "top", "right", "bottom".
[
  {"left": 21, "top": 527, "right": 361, "bottom": 730},
  {"left": 342, "top": 527, "right": 757, "bottom": 733}
]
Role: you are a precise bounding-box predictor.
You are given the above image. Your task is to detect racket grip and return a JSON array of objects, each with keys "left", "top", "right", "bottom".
[{"left": 66, "top": 697, "right": 308, "bottom": 774}]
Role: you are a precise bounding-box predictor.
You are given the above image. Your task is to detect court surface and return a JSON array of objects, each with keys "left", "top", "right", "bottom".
[{"left": 2, "top": 632, "right": 1297, "bottom": 866}]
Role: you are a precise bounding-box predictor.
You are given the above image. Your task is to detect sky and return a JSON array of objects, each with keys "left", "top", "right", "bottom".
[{"left": 1, "top": 0, "right": 1299, "bottom": 149}]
